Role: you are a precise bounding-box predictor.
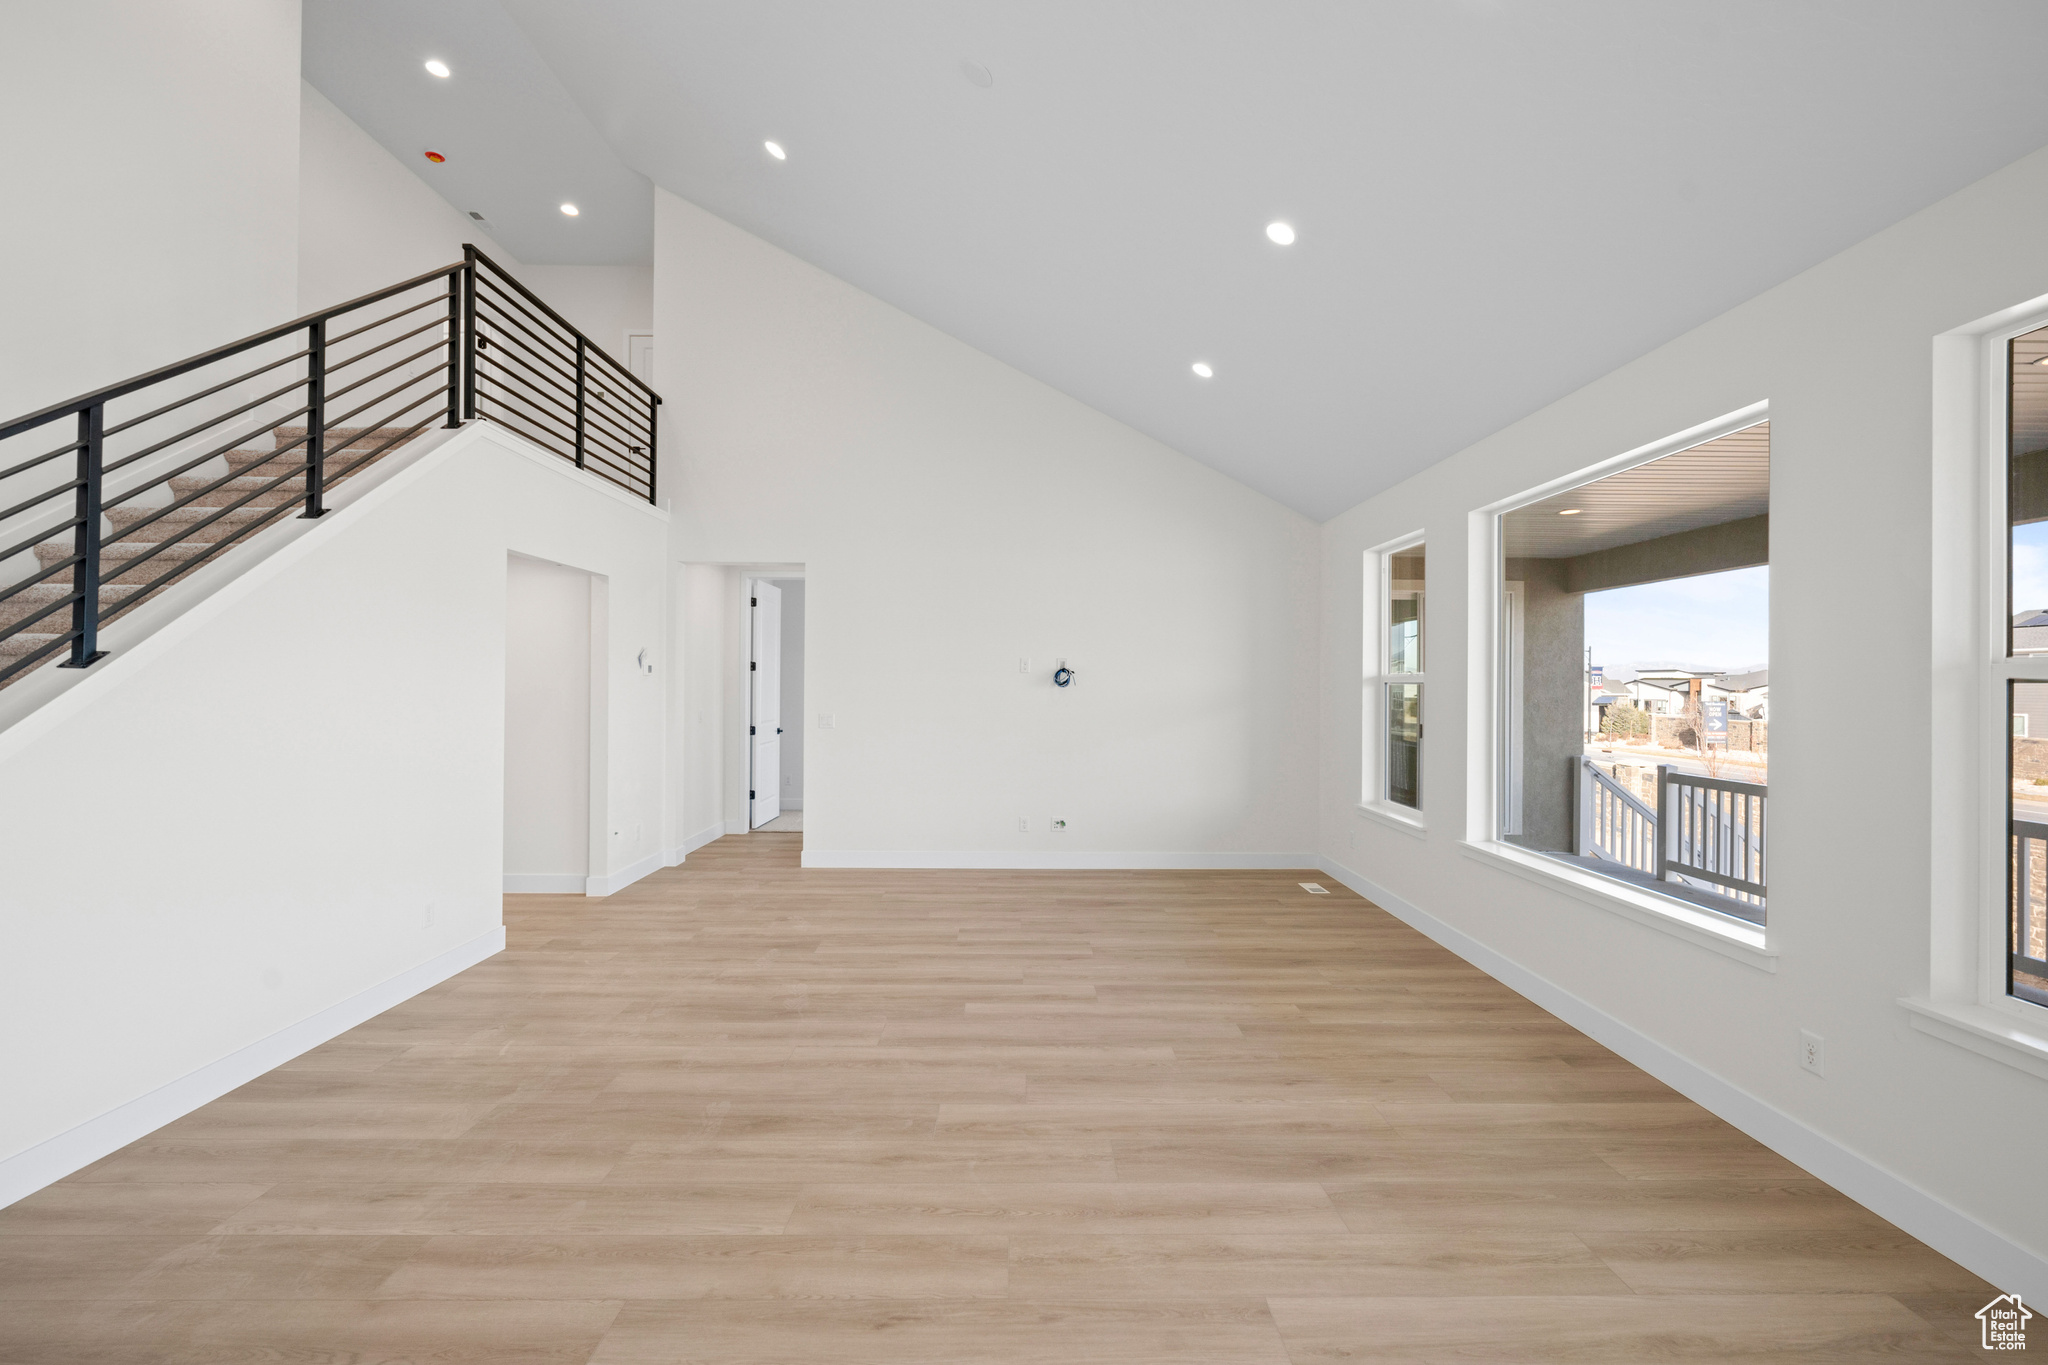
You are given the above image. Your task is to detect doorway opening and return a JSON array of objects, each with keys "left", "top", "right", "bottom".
[
  {"left": 748, "top": 575, "right": 805, "bottom": 833},
  {"left": 504, "top": 552, "right": 602, "bottom": 892}
]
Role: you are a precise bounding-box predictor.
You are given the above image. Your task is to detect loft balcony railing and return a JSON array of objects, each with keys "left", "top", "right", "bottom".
[
  {"left": 0, "top": 246, "right": 658, "bottom": 687},
  {"left": 1574, "top": 757, "right": 1767, "bottom": 922},
  {"left": 462, "top": 245, "right": 656, "bottom": 499}
]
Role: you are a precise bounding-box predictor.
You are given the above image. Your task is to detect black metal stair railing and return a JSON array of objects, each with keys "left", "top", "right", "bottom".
[{"left": 0, "top": 248, "right": 659, "bottom": 687}]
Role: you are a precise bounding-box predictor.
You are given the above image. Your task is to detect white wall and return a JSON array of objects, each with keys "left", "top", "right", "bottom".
[
  {"left": 773, "top": 577, "right": 805, "bottom": 806},
  {"left": 1317, "top": 142, "right": 2048, "bottom": 1293},
  {"left": 504, "top": 553, "right": 593, "bottom": 888},
  {"left": 0, "top": 0, "right": 301, "bottom": 419},
  {"left": 654, "top": 191, "right": 1320, "bottom": 866},
  {"left": 0, "top": 422, "right": 670, "bottom": 1201},
  {"left": 675, "top": 562, "right": 737, "bottom": 851},
  {"left": 516, "top": 265, "right": 654, "bottom": 365},
  {"left": 298, "top": 80, "right": 519, "bottom": 315}
]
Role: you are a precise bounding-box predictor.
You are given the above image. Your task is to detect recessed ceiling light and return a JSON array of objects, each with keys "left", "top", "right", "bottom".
[
  {"left": 1191, "top": 362, "right": 1214, "bottom": 379},
  {"left": 960, "top": 60, "right": 994, "bottom": 88},
  {"left": 1559, "top": 508, "right": 1583, "bottom": 515},
  {"left": 1265, "top": 221, "right": 1296, "bottom": 246},
  {"left": 422, "top": 150, "right": 446, "bottom": 164},
  {"left": 424, "top": 59, "right": 450, "bottom": 78},
  {"left": 560, "top": 203, "right": 579, "bottom": 216},
  {"left": 764, "top": 140, "right": 787, "bottom": 160}
]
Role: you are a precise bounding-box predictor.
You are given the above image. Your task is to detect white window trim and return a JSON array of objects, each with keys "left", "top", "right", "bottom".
[
  {"left": 1460, "top": 399, "right": 1774, "bottom": 964},
  {"left": 1909, "top": 290, "right": 2048, "bottom": 1079},
  {"left": 1357, "top": 799, "right": 1427, "bottom": 838},
  {"left": 1459, "top": 838, "right": 1775, "bottom": 971},
  {"left": 1362, "top": 530, "right": 1427, "bottom": 827}
]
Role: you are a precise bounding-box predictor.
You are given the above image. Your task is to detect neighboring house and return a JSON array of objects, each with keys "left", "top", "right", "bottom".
[
  {"left": 1714, "top": 668, "right": 1770, "bottom": 720},
  {"left": 1623, "top": 677, "right": 1688, "bottom": 715},
  {"left": 2015, "top": 609, "right": 2048, "bottom": 655},
  {"left": 1619, "top": 665, "right": 1769, "bottom": 721},
  {"left": 1624, "top": 667, "right": 1720, "bottom": 716},
  {"left": 2016, "top": 681, "right": 2048, "bottom": 740}
]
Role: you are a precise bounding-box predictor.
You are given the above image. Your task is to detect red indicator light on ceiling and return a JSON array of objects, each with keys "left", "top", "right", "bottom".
[{"left": 423, "top": 150, "right": 446, "bottom": 164}]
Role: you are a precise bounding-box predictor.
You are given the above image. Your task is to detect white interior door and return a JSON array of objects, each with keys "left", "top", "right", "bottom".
[{"left": 749, "top": 582, "right": 783, "bottom": 829}]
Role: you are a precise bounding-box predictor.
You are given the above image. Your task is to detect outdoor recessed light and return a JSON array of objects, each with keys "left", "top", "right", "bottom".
[
  {"left": 424, "top": 59, "right": 450, "bottom": 78},
  {"left": 559, "top": 203, "right": 579, "bottom": 216},
  {"left": 764, "top": 140, "right": 787, "bottom": 160},
  {"left": 1559, "top": 508, "right": 1583, "bottom": 515},
  {"left": 2036, "top": 355, "right": 2048, "bottom": 366},
  {"left": 1191, "top": 362, "right": 1214, "bottom": 379},
  {"left": 1265, "top": 221, "right": 1296, "bottom": 246}
]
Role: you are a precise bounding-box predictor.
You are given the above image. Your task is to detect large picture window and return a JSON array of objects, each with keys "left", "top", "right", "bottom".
[
  {"left": 1491, "top": 416, "right": 1769, "bottom": 925},
  {"left": 1366, "top": 539, "right": 1425, "bottom": 813}
]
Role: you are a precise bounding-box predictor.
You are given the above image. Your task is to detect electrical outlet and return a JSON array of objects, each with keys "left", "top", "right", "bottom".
[
  {"left": 1799, "top": 1029, "right": 1825, "bottom": 1076},
  {"left": 1018, "top": 657, "right": 1030, "bottom": 673},
  {"left": 1051, "top": 818, "right": 1067, "bottom": 831},
  {"left": 1018, "top": 817, "right": 1029, "bottom": 832},
  {"left": 818, "top": 713, "right": 835, "bottom": 729},
  {"left": 424, "top": 905, "right": 436, "bottom": 929}
]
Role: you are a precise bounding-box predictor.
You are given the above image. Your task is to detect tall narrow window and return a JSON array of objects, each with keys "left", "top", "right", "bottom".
[
  {"left": 1380, "top": 542, "right": 1426, "bottom": 809},
  {"left": 2004, "top": 324, "right": 2048, "bottom": 1007}
]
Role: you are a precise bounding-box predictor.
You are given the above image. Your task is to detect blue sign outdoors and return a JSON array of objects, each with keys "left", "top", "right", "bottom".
[{"left": 1703, "top": 696, "right": 1729, "bottom": 746}]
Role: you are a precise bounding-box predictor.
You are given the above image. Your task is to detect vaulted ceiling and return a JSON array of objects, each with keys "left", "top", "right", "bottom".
[{"left": 304, "top": 1, "right": 2048, "bottom": 520}]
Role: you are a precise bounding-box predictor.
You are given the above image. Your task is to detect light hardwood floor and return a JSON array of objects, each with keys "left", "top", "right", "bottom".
[{"left": 0, "top": 836, "right": 1996, "bottom": 1361}]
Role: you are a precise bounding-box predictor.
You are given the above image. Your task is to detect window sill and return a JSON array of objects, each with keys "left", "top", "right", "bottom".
[
  {"left": 1456, "top": 839, "right": 1776, "bottom": 972},
  {"left": 1898, "top": 998, "right": 2048, "bottom": 1082},
  {"left": 1356, "top": 802, "right": 1427, "bottom": 839}
]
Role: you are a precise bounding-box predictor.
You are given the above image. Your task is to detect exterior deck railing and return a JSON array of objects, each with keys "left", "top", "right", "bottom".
[
  {"left": 1574, "top": 758, "right": 1658, "bottom": 875},
  {"left": 1658, "top": 764, "right": 1767, "bottom": 909},
  {"left": 2012, "top": 819, "right": 2048, "bottom": 997},
  {"left": 1572, "top": 756, "right": 1767, "bottom": 917}
]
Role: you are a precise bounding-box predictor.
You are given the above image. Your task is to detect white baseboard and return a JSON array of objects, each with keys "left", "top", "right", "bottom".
[
  {"left": 723, "top": 818, "right": 748, "bottom": 835},
  {"left": 1315, "top": 853, "right": 2048, "bottom": 1302},
  {"left": 781, "top": 799, "right": 803, "bottom": 810},
  {"left": 0, "top": 926, "right": 504, "bottom": 1211},
  {"left": 503, "top": 872, "right": 586, "bottom": 894},
  {"left": 800, "top": 849, "right": 1320, "bottom": 870},
  {"left": 585, "top": 848, "right": 665, "bottom": 897},
  {"left": 677, "top": 821, "right": 729, "bottom": 860}
]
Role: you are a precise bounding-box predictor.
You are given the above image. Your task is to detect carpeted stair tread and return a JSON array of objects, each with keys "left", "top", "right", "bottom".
[{"left": 3, "top": 421, "right": 422, "bottom": 683}]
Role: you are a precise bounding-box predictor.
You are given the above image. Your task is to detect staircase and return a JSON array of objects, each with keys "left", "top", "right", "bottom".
[
  {"left": 0, "top": 246, "right": 658, "bottom": 693},
  {"left": 0, "top": 425, "right": 420, "bottom": 683}
]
